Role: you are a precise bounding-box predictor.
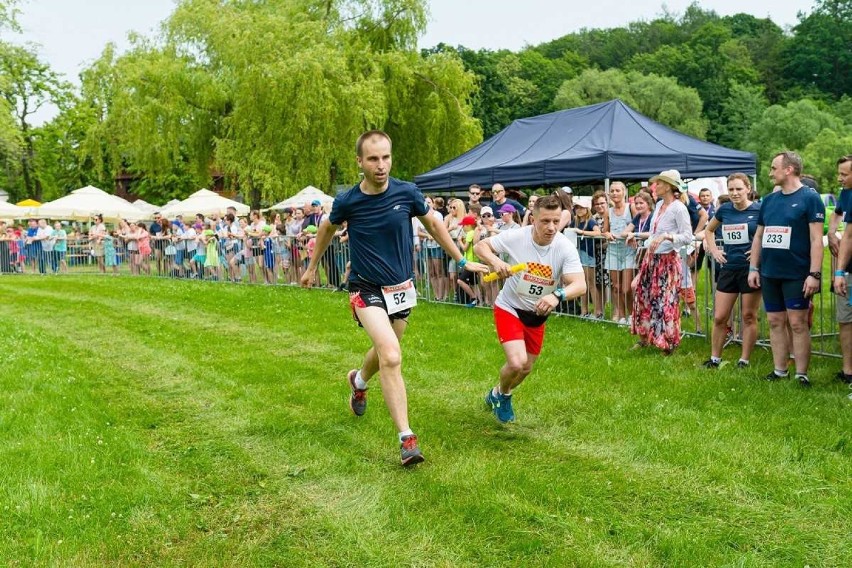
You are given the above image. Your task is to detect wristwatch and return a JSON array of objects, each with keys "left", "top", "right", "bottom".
[{"left": 808, "top": 271, "right": 822, "bottom": 280}]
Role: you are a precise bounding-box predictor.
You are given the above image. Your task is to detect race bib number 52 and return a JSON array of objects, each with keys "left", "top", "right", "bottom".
[
  {"left": 381, "top": 279, "right": 417, "bottom": 315},
  {"left": 762, "top": 226, "right": 791, "bottom": 250}
]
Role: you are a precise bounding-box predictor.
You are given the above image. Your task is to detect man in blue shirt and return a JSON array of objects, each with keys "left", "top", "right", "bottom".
[
  {"left": 302, "top": 130, "right": 486, "bottom": 466},
  {"left": 489, "top": 183, "right": 525, "bottom": 219},
  {"left": 830, "top": 154, "right": 852, "bottom": 387},
  {"left": 748, "top": 151, "right": 825, "bottom": 386}
]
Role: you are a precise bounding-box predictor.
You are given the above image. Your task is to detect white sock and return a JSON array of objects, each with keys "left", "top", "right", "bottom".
[
  {"left": 398, "top": 429, "right": 414, "bottom": 443},
  {"left": 354, "top": 370, "right": 368, "bottom": 390},
  {"left": 710, "top": 356, "right": 721, "bottom": 364},
  {"left": 738, "top": 358, "right": 749, "bottom": 365},
  {"left": 774, "top": 369, "right": 789, "bottom": 377}
]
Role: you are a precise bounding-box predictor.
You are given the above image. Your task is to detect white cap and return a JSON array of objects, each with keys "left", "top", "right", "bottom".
[
  {"left": 560, "top": 186, "right": 573, "bottom": 194},
  {"left": 480, "top": 206, "right": 494, "bottom": 216}
]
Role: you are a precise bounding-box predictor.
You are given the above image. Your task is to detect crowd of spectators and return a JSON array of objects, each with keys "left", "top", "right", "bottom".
[{"left": 2, "top": 162, "right": 850, "bottom": 397}]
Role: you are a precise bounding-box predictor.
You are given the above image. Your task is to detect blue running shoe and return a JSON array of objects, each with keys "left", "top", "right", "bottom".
[{"left": 485, "top": 388, "right": 515, "bottom": 423}]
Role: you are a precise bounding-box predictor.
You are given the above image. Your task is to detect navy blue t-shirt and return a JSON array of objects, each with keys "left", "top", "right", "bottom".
[
  {"left": 757, "top": 187, "right": 825, "bottom": 279},
  {"left": 571, "top": 217, "right": 598, "bottom": 257},
  {"left": 329, "top": 177, "right": 429, "bottom": 286},
  {"left": 713, "top": 201, "right": 760, "bottom": 270},
  {"left": 686, "top": 194, "right": 702, "bottom": 232}
]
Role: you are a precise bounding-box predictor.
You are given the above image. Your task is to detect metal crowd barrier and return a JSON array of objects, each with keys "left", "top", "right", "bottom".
[{"left": 0, "top": 231, "right": 843, "bottom": 359}]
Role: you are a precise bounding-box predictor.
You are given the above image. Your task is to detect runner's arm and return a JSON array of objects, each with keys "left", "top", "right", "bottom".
[
  {"left": 747, "top": 225, "right": 764, "bottom": 288},
  {"left": 419, "top": 212, "right": 486, "bottom": 273},
  {"left": 560, "top": 271, "right": 587, "bottom": 302},
  {"left": 300, "top": 218, "right": 339, "bottom": 286},
  {"left": 835, "top": 223, "right": 852, "bottom": 296},
  {"left": 703, "top": 217, "right": 724, "bottom": 263},
  {"left": 828, "top": 210, "right": 843, "bottom": 256},
  {"left": 473, "top": 237, "right": 513, "bottom": 278}
]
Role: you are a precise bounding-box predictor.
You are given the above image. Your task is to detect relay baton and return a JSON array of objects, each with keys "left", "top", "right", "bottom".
[{"left": 482, "top": 263, "right": 527, "bottom": 283}]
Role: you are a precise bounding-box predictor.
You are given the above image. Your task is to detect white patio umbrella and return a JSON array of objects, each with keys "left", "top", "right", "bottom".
[
  {"left": 0, "top": 200, "right": 33, "bottom": 219},
  {"left": 267, "top": 185, "right": 334, "bottom": 210},
  {"left": 159, "top": 189, "right": 249, "bottom": 218},
  {"left": 35, "top": 185, "right": 146, "bottom": 222},
  {"left": 132, "top": 199, "right": 161, "bottom": 215}
]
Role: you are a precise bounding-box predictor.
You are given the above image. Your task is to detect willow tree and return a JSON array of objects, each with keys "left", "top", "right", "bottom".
[{"left": 88, "top": 0, "right": 480, "bottom": 205}]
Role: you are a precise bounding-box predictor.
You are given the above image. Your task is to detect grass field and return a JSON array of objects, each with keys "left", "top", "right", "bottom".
[{"left": 0, "top": 276, "right": 850, "bottom": 566}]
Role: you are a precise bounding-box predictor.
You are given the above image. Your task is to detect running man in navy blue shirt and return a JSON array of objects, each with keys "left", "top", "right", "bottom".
[
  {"left": 301, "top": 130, "right": 487, "bottom": 466},
  {"left": 748, "top": 151, "right": 825, "bottom": 386}
]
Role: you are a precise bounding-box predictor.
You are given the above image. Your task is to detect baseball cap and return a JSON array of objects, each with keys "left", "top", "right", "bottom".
[
  {"left": 498, "top": 203, "right": 516, "bottom": 214},
  {"left": 560, "top": 186, "right": 573, "bottom": 194},
  {"left": 311, "top": 199, "right": 321, "bottom": 207},
  {"left": 480, "top": 206, "right": 494, "bottom": 216},
  {"left": 460, "top": 215, "right": 477, "bottom": 226},
  {"left": 304, "top": 224, "right": 318, "bottom": 234}
]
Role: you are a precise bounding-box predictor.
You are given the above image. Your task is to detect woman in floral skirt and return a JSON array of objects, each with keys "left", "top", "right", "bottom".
[{"left": 631, "top": 170, "right": 694, "bottom": 354}]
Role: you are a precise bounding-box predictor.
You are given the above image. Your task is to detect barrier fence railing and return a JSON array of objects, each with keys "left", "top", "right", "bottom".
[{"left": 0, "top": 233, "right": 843, "bottom": 358}]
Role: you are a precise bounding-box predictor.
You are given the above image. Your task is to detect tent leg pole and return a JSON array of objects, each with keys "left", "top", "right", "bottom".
[{"left": 604, "top": 178, "right": 610, "bottom": 197}]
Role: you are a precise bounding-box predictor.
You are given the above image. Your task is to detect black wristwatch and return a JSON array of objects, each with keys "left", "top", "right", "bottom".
[{"left": 808, "top": 271, "right": 822, "bottom": 280}]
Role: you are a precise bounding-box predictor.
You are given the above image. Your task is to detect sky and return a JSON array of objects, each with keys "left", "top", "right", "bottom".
[{"left": 9, "top": 0, "right": 817, "bottom": 123}]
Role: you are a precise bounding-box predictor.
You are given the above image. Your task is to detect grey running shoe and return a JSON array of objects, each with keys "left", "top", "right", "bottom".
[
  {"left": 347, "top": 369, "right": 367, "bottom": 416},
  {"left": 400, "top": 435, "right": 425, "bottom": 466}
]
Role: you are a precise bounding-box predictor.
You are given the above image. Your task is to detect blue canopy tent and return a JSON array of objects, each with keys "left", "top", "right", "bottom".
[{"left": 414, "top": 99, "right": 756, "bottom": 190}]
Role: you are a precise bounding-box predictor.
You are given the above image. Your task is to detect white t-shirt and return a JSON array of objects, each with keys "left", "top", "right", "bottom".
[
  {"left": 489, "top": 226, "right": 582, "bottom": 316},
  {"left": 424, "top": 210, "right": 442, "bottom": 248},
  {"left": 184, "top": 228, "right": 198, "bottom": 252},
  {"left": 37, "top": 226, "right": 54, "bottom": 251},
  {"left": 412, "top": 217, "right": 424, "bottom": 247}
]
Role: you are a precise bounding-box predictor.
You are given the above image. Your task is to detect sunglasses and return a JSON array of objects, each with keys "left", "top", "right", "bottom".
[
  {"left": 469, "top": 192, "right": 481, "bottom": 196},
  {"left": 449, "top": 206, "right": 457, "bottom": 210},
  {"left": 482, "top": 213, "right": 493, "bottom": 217}
]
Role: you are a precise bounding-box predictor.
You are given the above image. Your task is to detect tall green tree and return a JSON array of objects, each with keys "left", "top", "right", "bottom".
[
  {"left": 716, "top": 81, "right": 768, "bottom": 150},
  {"left": 784, "top": 0, "right": 852, "bottom": 99},
  {"left": 802, "top": 128, "right": 852, "bottom": 192},
  {"left": 0, "top": 43, "right": 70, "bottom": 200},
  {"left": 553, "top": 68, "right": 708, "bottom": 138},
  {"left": 77, "top": 0, "right": 480, "bottom": 205},
  {"left": 743, "top": 98, "right": 851, "bottom": 191}
]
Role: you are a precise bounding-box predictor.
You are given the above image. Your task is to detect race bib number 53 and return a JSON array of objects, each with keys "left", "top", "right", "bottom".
[
  {"left": 515, "top": 272, "right": 557, "bottom": 299},
  {"left": 762, "top": 226, "right": 791, "bottom": 250},
  {"left": 381, "top": 279, "right": 417, "bottom": 315}
]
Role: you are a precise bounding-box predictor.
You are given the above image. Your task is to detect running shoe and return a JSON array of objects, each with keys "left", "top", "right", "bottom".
[
  {"left": 485, "top": 388, "right": 515, "bottom": 423},
  {"left": 836, "top": 371, "right": 852, "bottom": 384},
  {"left": 347, "top": 369, "right": 367, "bottom": 416},
  {"left": 764, "top": 370, "right": 787, "bottom": 382},
  {"left": 797, "top": 374, "right": 812, "bottom": 388},
  {"left": 400, "top": 435, "right": 424, "bottom": 466},
  {"left": 736, "top": 360, "right": 750, "bottom": 369},
  {"left": 702, "top": 359, "right": 720, "bottom": 369}
]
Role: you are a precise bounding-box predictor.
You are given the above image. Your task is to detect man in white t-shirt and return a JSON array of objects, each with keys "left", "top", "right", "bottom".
[
  {"left": 474, "top": 194, "right": 586, "bottom": 423},
  {"left": 35, "top": 219, "right": 54, "bottom": 274}
]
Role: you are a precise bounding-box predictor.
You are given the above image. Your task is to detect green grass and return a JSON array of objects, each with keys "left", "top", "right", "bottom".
[{"left": 0, "top": 276, "right": 850, "bottom": 566}]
